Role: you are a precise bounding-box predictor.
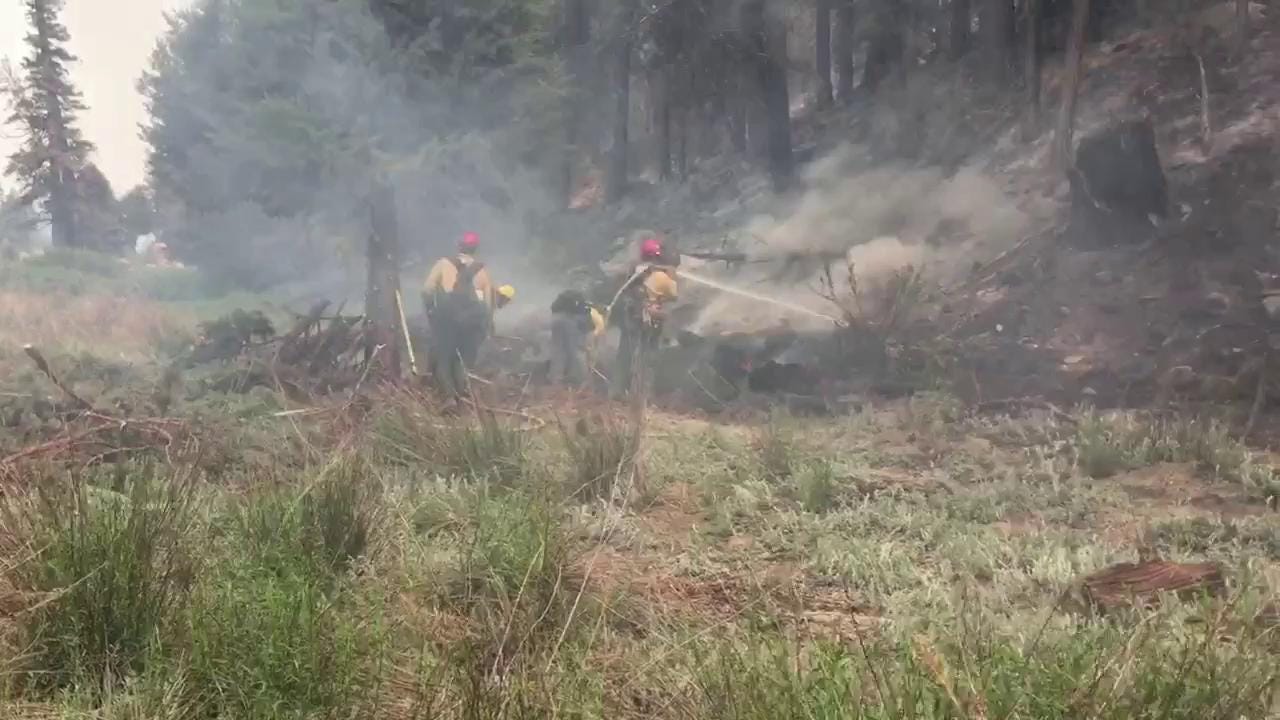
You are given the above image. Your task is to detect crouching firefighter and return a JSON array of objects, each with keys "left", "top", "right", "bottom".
[
  {"left": 423, "top": 231, "right": 495, "bottom": 401},
  {"left": 609, "top": 236, "right": 678, "bottom": 398},
  {"left": 548, "top": 289, "right": 606, "bottom": 387}
]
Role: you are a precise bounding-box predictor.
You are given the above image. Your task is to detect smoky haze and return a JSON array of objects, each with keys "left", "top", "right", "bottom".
[{"left": 680, "top": 145, "right": 1041, "bottom": 336}]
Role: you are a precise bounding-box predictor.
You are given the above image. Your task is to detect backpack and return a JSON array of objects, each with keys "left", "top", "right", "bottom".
[
  {"left": 447, "top": 256, "right": 485, "bottom": 301},
  {"left": 551, "top": 289, "right": 589, "bottom": 315},
  {"left": 552, "top": 290, "right": 595, "bottom": 334},
  {"left": 438, "top": 256, "right": 488, "bottom": 329}
]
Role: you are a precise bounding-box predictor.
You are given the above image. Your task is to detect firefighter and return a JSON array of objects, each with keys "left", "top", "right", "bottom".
[
  {"left": 610, "top": 236, "right": 678, "bottom": 398},
  {"left": 548, "top": 289, "right": 606, "bottom": 387},
  {"left": 423, "top": 231, "right": 496, "bottom": 400},
  {"left": 496, "top": 284, "right": 516, "bottom": 310}
]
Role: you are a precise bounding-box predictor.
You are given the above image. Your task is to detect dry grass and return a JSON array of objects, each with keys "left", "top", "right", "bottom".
[{"left": 0, "top": 290, "right": 192, "bottom": 364}]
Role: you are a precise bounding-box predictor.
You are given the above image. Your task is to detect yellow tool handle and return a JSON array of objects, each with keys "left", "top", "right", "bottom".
[{"left": 394, "top": 288, "right": 419, "bottom": 375}]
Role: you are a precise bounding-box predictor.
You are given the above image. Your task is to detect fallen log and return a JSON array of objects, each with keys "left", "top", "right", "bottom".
[{"left": 1075, "top": 559, "right": 1226, "bottom": 613}]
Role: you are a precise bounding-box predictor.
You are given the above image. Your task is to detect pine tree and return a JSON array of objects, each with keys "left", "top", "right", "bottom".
[{"left": 3, "top": 0, "right": 93, "bottom": 248}]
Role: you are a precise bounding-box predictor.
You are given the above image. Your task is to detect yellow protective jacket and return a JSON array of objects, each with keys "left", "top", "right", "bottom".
[
  {"left": 640, "top": 266, "right": 678, "bottom": 307},
  {"left": 588, "top": 307, "right": 607, "bottom": 338}
]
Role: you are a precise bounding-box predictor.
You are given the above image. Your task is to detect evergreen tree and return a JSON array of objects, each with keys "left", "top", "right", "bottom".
[{"left": 3, "top": 0, "right": 93, "bottom": 248}]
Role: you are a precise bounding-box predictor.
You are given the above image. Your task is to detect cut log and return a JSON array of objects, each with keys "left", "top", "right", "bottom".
[{"left": 1077, "top": 560, "right": 1226, "bottom": 613}]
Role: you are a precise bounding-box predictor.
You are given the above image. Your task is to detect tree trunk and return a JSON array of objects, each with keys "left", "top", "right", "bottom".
[
  {"left": 900, "top": 0, "right": 915, "bottom": 81},
  {"left": 746, "top": 0, "right": 793, "bottom": 189},
  {"left": 950, "top": 0, "right": 971, "bottom": 60},
  {"left": 676, "top": 66, "right": 691, "bottom": 178},
  {"left": 863, "top": 21, "right": 902, "bottom": 92},
  {"left": 728, "top": 83, "right": 749, "bottom": 153},
  {"left": 559, "top": 0, "right": 589, "bottom": 208},
  {"left": 676, "top": 100, "right": 689, "bottom": 179},
  {"left": 815, "top": 0, "right": 834, "bottom": 107},
  {"left": 606, "top": 0, "right": 635, "bottom": 204},
  {"left": 653, "top": 69, "right": 671, "bottom": 180},
  {"left": 46, "top": 92, "right": 76, "bottom": 248},
  {"left": 834, "top": 1, "right": 856, "bottom": 101},
  {"left": 365, "top": 181, "right": 402, "bottom": 379},
  {"left": 980, "top": 0, "right": 1013, "bottom": 81},
  {"left": 1054, "top": 0, "right": 1091, "bottom": 170},
  {"left": 1236, "top": 0, "right": 1249, "bottom": 56},
  {"left": 49, "top": 166, "right": 76, "bottom": 248},
  {"left": 1023, "top": 0, "right": 1042, "bottom": 138}
]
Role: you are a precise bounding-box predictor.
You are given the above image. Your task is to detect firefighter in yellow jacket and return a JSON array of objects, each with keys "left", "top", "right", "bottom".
[
  {"left": 548, "top": 290, "right": 607, "bottom": 387},
  {"left": 422, "top": 231, "right": 497, "bottom": 400},
  {"left": 610, "top": 236, "right": 678, "bottom": 398}
]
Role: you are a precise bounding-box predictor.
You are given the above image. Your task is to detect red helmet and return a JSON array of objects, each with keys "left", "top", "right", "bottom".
[
  {"left": 639, "top": 237, "right": 663, "bottom": 261},
  {"left": 459, "top": 231, "right": 480, "bottom": 252}
]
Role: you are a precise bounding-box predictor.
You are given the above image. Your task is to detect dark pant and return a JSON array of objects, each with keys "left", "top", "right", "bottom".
[
  {"left": 549, "top": 313, "right": 589, "bottom": 387},
  {"left": 611, "top": 314, "right": 658, "bottom": 398},
  {"left": 428, "top": 299, "right": 487, "bottom": 399}
]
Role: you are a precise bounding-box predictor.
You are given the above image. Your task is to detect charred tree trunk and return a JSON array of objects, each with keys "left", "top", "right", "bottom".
[
  {"left": 1054, "top": 0, "right": 1091, "bottom": 169},
  {"left": 815, "top": 0, "right": 834, "bottom": 107},
  {"left": 980, "top": 0, "right": 1014, "bottom": 81},
  {"left": 950, "top": 0, "right": 972, "bottom": 60},
  {"left": 728, "top": 82, "right": 749, "bottom": 153},
  {"left": 559, "top": 0, "right": 589, "bottom": 208},
  {"left": 676, "top": 68, "right": 691, "bottom": 178},
  {"left": 899, "top": 0, "right": 916, "bottom": 81},
  {"left": 745, "top": 0, "right": 793, "bottom": 189},
  {"left": 653, "top": 69, "right": 671, "bottom": 180},
  {"left": 1023, "top": 0, "right": 1043, "bottom": 137},
  {"left": 834, "top": 1, "right": 856, "bottom": 101},
  {"left": 863, "top": 3, "right": 904, "bottom": 94},
  {"left": 676, "top": 100, "right": 689, "bottom": 179},
  {"left": 1236, "top": 0, "right": 1249, "bottom": 56},
  {"left": 365, "top": 181, "right": 402, "bottom": 378},
  {"left": 606, "top": 0, "right": 636, "bottom": 204}
]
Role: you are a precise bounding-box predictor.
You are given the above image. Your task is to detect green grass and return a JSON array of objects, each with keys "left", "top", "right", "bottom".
[
  {"left": 686, "top": 608, "right": 1280, "bottom": 720},
  {"left": 185, "top": 558, "right": 380, "bottom": 719},
  {"left": 4, "top": 389, "right": 1280, "bottom": 719},
  {"left": 1073, "top": 411, "right": 1279, "bottom": 498},
  {"left": 0, "top": 466, "right": 198, "bottom": 697}
]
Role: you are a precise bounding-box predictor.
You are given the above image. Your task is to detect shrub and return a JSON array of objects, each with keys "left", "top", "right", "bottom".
[
  {"left": 0, "top": 466, "right": 197, "bottom": 695},
  {"left": 239, "top": 459, "right": 380, "bottom": 582},
  {"left": 793, "top": 459, "right": 838, "bottom": 513},
  {"left": 754, "top": 415, "right": 798, "bottom": 482},
  {"left": 375, "top": 400, "right": 532, "bottom": 485},
  {"left": 1075, "top": 413, "right": 1131, "bottom": 479},
  {"left": 450, "top": 492, "right": 584, "bottom": 667},
  {"left": 560, "top": 414, "right": 638, "bottom": 502}
]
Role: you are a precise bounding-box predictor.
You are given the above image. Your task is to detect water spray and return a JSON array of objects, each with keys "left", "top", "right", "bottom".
[{"left": 678, "top": 269, "right": 841, "bottom": 325}]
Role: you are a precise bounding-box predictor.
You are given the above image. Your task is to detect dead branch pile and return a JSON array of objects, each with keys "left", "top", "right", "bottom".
[
  {"left": 193, "top": 301, "right": 380, "bottom": 400},
  {"left": 0, "top": 412, "right": 192, "bottom": 483},
  {"left": 1, "top": 346, "right": 195, "bottom": 483}
]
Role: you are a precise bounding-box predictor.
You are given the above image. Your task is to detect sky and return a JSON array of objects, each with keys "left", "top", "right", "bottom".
[{"left": 0, "top": 0, "right": 191, "bottom": 193}]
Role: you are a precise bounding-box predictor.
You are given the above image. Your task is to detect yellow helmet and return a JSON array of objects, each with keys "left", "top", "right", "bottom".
[{"left": 497, "top": 285, "right": 516, "bottom": 302}]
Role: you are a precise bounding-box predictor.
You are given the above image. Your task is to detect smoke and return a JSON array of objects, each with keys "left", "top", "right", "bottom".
[
  {"left": 144, "top": 0, "right": 566, "bottom": 312},
  {"left": 686, "top": 145, "right": 1040, "bottom": 334}
]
